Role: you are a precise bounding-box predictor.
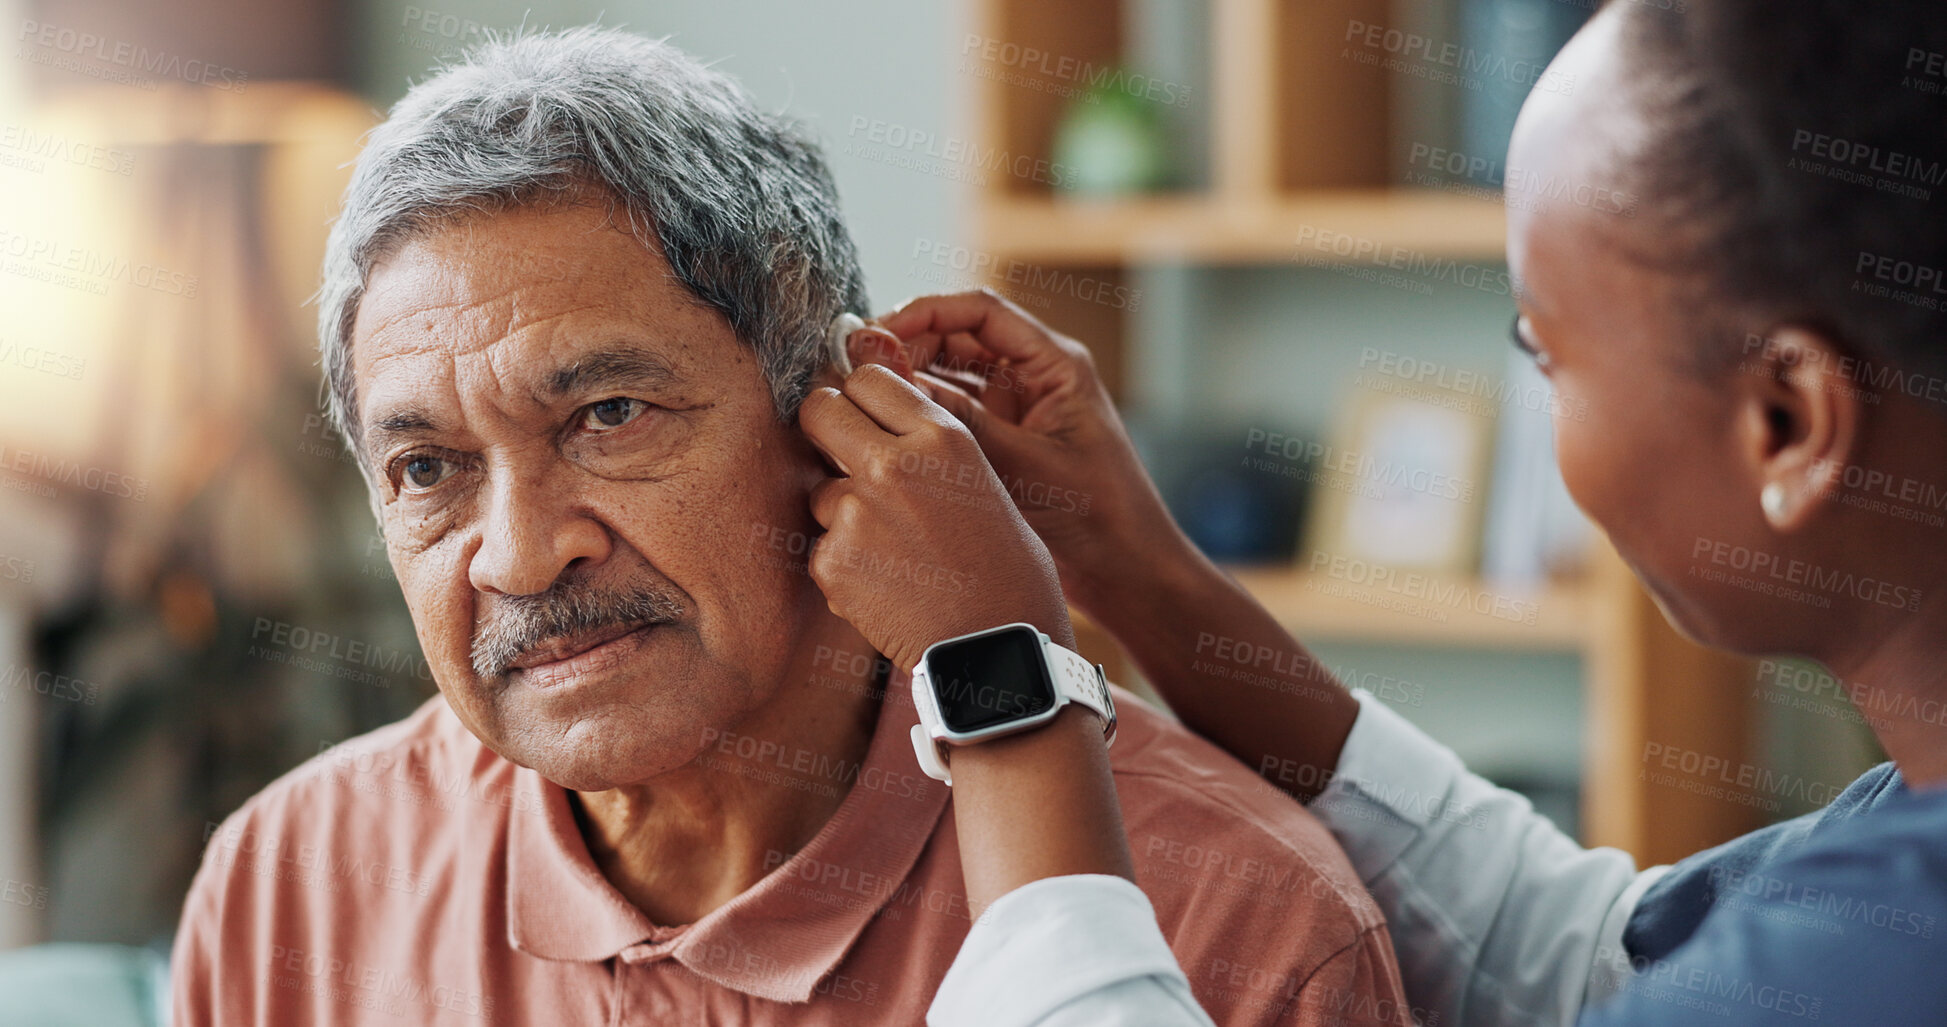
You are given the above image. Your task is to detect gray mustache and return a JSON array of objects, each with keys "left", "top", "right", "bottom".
[{"left": 471, "top": 582, "right": 685, "bottom": 679}]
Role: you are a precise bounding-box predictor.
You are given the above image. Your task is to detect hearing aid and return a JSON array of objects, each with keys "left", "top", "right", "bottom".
[{"left": 826, "top": 312, "right": 867, "bottom": 376}]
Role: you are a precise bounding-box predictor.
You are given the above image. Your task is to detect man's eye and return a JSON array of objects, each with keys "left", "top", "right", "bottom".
[
  {"left": 581, "top": 397, "right": 648, "bottom": 432},
  {"left": 400, "top": 455, "right": 455, "bottom": 492}
]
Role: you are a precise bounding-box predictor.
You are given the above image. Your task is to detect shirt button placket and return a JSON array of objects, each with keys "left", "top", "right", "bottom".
[{"left": 614, "top": 943, "right": 682, "bottom": 1023}]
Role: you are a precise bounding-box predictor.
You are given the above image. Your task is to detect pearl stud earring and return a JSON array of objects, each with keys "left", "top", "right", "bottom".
[{"left": 1761, "top": 482, "right": 1788, "bottom": 524}]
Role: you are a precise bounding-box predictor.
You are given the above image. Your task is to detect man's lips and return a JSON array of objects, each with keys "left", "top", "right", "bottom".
[{"left": 508, "top": 620, "right": 651, "bottom": 671}]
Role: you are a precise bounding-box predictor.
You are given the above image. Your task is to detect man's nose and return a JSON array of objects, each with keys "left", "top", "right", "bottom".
[{"left": 468, "top": 466, "right": 611, "bottom": 596}]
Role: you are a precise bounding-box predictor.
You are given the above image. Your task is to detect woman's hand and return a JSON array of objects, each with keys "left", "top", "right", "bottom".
[
  {"left": 797, "top": 361, "right": 1073, "bottom": 672},
  {"left": 799, "top": 359, "right": 1132, "bottom": 915},
  {"left": 870, "top": 290, "right": 1361, "bottom": 804},
  {"left": 871, "top": 290, "right": 1195, "bottom": 617}
]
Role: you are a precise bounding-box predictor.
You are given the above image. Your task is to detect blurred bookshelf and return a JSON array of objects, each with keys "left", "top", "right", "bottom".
[
  {"left": 973, "top": 0, "right": 1758, "bottom": 866},
  {"left": 975, "top": 191, "right": 1506, "bottom": 264},
  {"left": 1223, "top": 566, "right": 1590, "bottom": 651}
]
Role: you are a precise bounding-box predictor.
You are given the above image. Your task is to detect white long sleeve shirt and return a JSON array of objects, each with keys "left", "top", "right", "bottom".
[{"left": 929, "top": 690, "right": 1668, "bottom": 1027}]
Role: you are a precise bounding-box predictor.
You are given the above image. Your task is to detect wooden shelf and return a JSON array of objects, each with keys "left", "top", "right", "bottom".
[
  {"left": 970, "top": 0, "right": 1761, "bottom": 864},
  {"left": 1224, "top": 566, "right": 1589, "bottom": 651},
  {"left": 974, "top": 190, "right": 1508, "bottom": 265}
]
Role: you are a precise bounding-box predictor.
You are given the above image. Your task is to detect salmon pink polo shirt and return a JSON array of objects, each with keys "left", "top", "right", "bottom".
[{"left": 172, "top": 678, "right": 1407, "bottom": 1025}]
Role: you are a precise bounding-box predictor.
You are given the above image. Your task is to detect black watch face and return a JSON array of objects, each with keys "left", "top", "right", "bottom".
[{"left": 927, "top": 628, "right": 1058, "bottom": 734}]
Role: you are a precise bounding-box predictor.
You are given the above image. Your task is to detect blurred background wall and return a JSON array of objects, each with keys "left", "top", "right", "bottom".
[{"left": 0, "top": 0, "right": 1882, "bottom": 982}]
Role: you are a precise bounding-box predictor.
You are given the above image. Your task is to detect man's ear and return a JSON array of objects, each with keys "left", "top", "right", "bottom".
[
  {"left": 810, "top": 361, "right": 847, "bottom": 391},
  {"left": 809, "top": 325, "right": 913, "bottom": 391},
  {"left": 1736, "top": 325, "right": 1864, "bottom": 532},
  {"left": 846, "top": 325, "right": 914, "bottom": 379}
]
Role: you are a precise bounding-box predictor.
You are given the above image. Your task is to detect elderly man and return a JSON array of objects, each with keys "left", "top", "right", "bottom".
[{"left": 171, "top": 29, "right": 1406, "bottom": 1025}]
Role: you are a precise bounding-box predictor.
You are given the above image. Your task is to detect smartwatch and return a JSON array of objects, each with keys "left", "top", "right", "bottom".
[{"left": 908, "top": 622, "right": 1117, "bottom": 785}]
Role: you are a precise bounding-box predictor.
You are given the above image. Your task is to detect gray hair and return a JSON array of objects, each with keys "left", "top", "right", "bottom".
[{"left": 316, "top": 26, "right": 868, "bottom": 452}]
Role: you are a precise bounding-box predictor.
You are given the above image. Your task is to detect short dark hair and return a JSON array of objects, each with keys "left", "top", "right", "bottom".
[{"left": 1613, "top": 0, "right": 1947, "bottom": 378}]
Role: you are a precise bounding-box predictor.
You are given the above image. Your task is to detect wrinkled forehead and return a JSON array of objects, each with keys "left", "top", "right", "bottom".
[
  {"left": 353, "top": 201, "right": 664, "bottom": 346},
  {"left": 347, "top": 202, "right": 751, "bottom": 448}
]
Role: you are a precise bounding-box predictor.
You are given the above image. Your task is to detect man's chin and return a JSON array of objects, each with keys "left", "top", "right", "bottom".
[
  {"left": 496, "top": 721, "right": 709, "bottom": 792},
  {"left": 466, "top": 686, "right": 731, "bottom": 792}
]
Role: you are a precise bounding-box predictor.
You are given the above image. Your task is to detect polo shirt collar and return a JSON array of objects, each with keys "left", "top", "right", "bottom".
[{"left": 506, "top": 673, "right": 949, "bottom": 1002}]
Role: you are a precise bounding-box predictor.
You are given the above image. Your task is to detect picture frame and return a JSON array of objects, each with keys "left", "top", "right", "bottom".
[{"left": 1302, "top": 379, "right": 1498, "bottom": 575}]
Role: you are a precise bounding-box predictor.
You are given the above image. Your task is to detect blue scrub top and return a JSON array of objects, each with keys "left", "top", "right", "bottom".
[{"left": 1584, "top": 763, "right": 1947, "bottom": 1024}]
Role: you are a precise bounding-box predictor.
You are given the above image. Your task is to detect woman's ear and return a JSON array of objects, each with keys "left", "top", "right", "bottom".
[{"left": 1738, "top": 325, "right": 1864, "bottom": 532}]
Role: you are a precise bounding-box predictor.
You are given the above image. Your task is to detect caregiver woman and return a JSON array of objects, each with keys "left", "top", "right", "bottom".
[{"left": 846, "top": 0, "right": 1947, "bottom": 1024}]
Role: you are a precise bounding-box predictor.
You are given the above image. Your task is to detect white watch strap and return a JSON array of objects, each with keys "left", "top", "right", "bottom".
[{"left": 1042, "top": 637, "right": 1117, "bottom": 745}]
